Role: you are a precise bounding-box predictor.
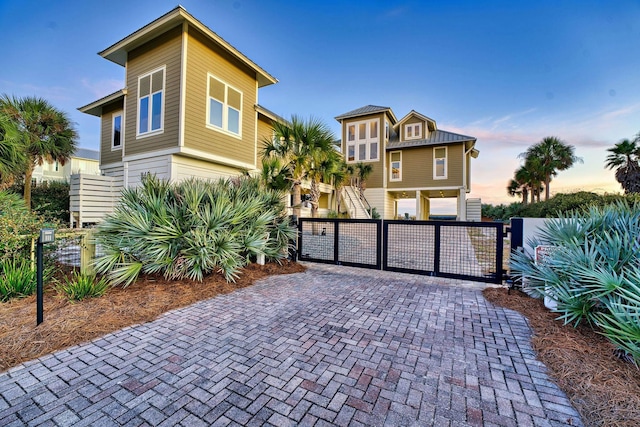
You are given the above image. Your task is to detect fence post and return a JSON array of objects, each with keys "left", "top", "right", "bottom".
[{"left": 80, "top": 230, "right": 96, "bottom": 275}]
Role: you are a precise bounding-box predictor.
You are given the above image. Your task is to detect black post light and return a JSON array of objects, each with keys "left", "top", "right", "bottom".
[{"left": 36, "top": 228, "right": 55, "bottom": 325}]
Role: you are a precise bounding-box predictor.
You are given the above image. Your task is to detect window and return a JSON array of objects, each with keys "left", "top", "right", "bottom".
[
  {"left": 207, "top": 74, "right": 242, "bottom": 136},
  {"left": 390, "top": 151, "right": 402, "bottom": 182},
  {"left": 112, "top": 112, "right": 122, "bottom": 149},
  {"left": 405, "top": 122, "right": 422, "bottom": 140},
  {"left": 137, "top": 67, "right": 164, "bottom": 136},
  {"left": 385, "top": 121, "right": 390, "bottom": 141},
  {"left": 434, "top": 146, "right": 447, "bottom": 179},
  {"left": 345, "top": 119, "right": 379, "bottom": 163}
]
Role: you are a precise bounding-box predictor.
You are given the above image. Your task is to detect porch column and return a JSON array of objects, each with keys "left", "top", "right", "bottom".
[
  {"left": 415, "top": 190, "right": 421, "bottom": 220},
  {"left": 457, "top": 187, "right": 466, "bottom": 221}
]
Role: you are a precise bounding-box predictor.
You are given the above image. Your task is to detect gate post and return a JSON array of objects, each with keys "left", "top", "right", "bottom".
[{"left": 433, "top": 223, "right": 441, "bottom": 275}]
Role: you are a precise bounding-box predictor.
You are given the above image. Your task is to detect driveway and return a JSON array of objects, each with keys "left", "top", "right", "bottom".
[{"left": 0, "top": 264, "right": 582, "bottom": 426}]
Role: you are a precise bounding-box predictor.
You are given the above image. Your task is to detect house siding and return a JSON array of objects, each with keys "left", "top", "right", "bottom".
[
  {"left": 386, "top": 144, "right": 464, "bottom": 189},
  {"left": 125, "top": 25, "right": 182, "bottom": 156},
  {"left": 127, "top": 154, "right": 172, "bottom": 187},
  {"left": 183, "top": 27, "right": 257, "bottom": 168},
  {"left": 101, "top": 101, "right": 124, "bottom": 165},
  {"left": 340, "top": 112, "right": 385, "bottom": 189},
  {"left": 256, "top": 115, "right": 274, "bottom": 165},
  {"left": 173, "top": 155, "right": 243, "bottom": 182}
]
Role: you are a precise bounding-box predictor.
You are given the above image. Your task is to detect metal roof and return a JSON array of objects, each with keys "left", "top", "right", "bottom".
[
  {"left": 74, "top": 148, "right": 100, "bottom": 161},
  {"left": 334, "top": 105, "right": 396, "bottom": 122},
  {"left": 386, "top": 129, "right": 476, "bottom": 150}
]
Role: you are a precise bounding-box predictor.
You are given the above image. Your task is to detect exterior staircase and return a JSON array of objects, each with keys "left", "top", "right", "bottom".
[{"left": 342, "top": 186, "right": 371, "bottom": 219}]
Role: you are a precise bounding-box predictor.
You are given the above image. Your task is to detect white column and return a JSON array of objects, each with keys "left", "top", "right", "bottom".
[
  {"left": 415, "top": 190, "right": 421, "bottom": 220},
  {"left": 458, "top": 187, "right": 466, "bottom": 221}
]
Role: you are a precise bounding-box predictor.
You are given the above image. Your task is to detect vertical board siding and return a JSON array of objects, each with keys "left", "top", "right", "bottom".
[
  {"left": 183, "top": 28, "right": 257, "bottom": 167},
  {"left": 125, "top": 25, "right": 182, "bottom": 156}
]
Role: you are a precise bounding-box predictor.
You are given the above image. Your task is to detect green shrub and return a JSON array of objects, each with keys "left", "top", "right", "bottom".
[
  {"left": 8, "top": 181, "right": 70, "bottom": 225},
  {"left": 0, "top": 258, "right": 37, "bottom": 301},
  {"left": 57, "top": 271, "right": 110, "bottom": 301},
  {"left": 0, "top": 191, "right": 45, "bottom": 262},
  {"left": 94, "top": 174, "right": 297, "bottom": 286},
  {"left": 510, "top": 201, "right": 640, "bottom": 363},
  {"left": 326, "top": 210, "right": 339, "bottom": 219}
]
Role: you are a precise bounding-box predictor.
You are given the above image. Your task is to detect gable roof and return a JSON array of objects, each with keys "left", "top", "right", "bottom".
[
  {"left": 335, "top": 105, "right": 397, "bottom": 123},
  {"left": 387, "top": 129, "right": 476, "bottom": 150},
  {"left": 98, "top": 6, "right": 277, "bottom": 88},
  {"left": 396, "top": 110, "right": 437, "bottom": 131}
]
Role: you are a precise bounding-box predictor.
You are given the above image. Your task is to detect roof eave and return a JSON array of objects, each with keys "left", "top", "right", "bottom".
[
  {"left": 99, "top": 6, "right": 278, "bottom": 88},
  {"left": 78, "top": 89, "right": 126, "bottom": 117}
]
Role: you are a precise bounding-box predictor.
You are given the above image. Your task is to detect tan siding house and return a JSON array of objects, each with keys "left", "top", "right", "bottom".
[
  {"left": 336, "top": 105, "right": 479, "bottom": 220},
  {"left": 79, "top": 6, "right": 277, "bottom": 192}
]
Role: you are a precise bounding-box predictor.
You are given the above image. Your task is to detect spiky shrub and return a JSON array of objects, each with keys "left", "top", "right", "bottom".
[
  {"left": 0, "top": 258, "right": 37, "bottom": 301},
  {"left": 510, "top": 201, "right": 640, "bottom": 363},
  {"left": 57, "top": 271, "right": 110, "bottom": 301},
  {"left": 94, "top": 174, "right": 297, "bottom": 287}
]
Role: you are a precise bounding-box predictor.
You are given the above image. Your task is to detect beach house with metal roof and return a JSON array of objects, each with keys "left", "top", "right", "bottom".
[{"left": 336, "top": 105, "right": 479, "bottom": 220}]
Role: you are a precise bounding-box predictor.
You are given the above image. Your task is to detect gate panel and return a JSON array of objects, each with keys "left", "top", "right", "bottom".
[
  {"left": 383, "top": 222, "right": 436, "bottom": 273},
  {"left": 298, "top": 220, "right": 336, "bottom": 263},
  {"left": 298, "top": 218, "right": 381, "bottom": 269}
]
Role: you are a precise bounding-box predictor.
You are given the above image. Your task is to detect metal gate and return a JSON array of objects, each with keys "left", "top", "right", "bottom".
[{"left": 298, "top": 218, "right": 504, "bottom": 284}]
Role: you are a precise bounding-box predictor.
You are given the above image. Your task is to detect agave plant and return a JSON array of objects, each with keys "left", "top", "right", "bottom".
[
  {"left": 510, "top": 201, "right": 640, "bottom": 363},
  {"left": 94, "top": 174, "right": 297, "bottom": 287}
]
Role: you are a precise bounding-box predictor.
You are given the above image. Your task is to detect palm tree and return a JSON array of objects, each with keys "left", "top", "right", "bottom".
[
  {"left": 521, "top": 136, "right": 581, "bottom": 201},
  {"left": 0, "top": 95, "right": 77, "bottom": 209},
  {"left": 352, "top": 162, "right": 373, "bottom": 200},
  {"left": 605, "top": 137, "right": 640, "bottom": 194},
  {"left": 262, "top": 115, "right": 335, "bottom": 218},
  {"left": 330, "top": 159, "right": 349, "bottom": 215},
  {"left": 0, "top": 113, "right": 26, "bottom": 188},
  {"left": 307, "top": 148, "right": 341, "bottom": 219},
  {"left": 511, "top": 157, "right": 544, "bottom": 205},
  {"left": 506, "top": 178, "right": 524, "bottom": 204}
]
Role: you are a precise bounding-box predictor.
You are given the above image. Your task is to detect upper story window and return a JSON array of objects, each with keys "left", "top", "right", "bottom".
[
  {"left": 434, "top": 146, "right": 447, "bottom": 179},
  {"left": 112, "top": 111, "right": 123, "bottom": 150},
  {"left": 390, "top": 151, "right": 402, "bottom": 182},
  {"left": 346, "top": 119, "right": 379, "bottom": 163},
  {"left": 385, "top": 121, "right": 390, "bottom": 141},
  {"left": 405, "top": 122, "right": 422, "bottom": 140},
  {"left": 207, "top": 74, "right": 242, "bottom": 137},
  {"left": 137, "top": 67, "right": 165, "bottom": 137}
]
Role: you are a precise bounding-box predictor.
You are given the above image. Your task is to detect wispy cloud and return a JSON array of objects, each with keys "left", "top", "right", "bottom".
[{"left": 80, "top": 78, "right": 124, "bottom": 99}]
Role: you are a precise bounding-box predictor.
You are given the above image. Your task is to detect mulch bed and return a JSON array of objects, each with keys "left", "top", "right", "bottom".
[
  {"left": 0, "top": 261, "right": 305, "bottom": 373},
  {"left": 483, "top": 287, "right": 640, "bottom": 427}
]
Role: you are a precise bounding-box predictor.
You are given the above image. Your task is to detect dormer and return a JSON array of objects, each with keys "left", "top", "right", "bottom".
[
  {"left": 335, "top": 105, "right": 397, "bottom": 163},
  {"left": 395, "top": 110, "right": 437, "bottom": 141}
]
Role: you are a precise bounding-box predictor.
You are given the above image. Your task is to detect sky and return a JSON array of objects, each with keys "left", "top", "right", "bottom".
[{"left": 1, "top": 0, "right": 640, "bottom": 212}]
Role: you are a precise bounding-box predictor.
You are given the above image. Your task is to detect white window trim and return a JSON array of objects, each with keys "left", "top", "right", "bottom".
[
  {"left": 111, "top": 111, "right": 123, "bottom": 151},
  {"left": 136, "top": 65, "right": 166, "bottom": 139},
  {"left": 404, "top": 122, "right": 422, "bottom": 140},
  {"left": 390, "top": 151, "right": 402, "bottom": 182},
  {"left": 433, "top": 146, "right": 448, "bottom": 180},
  {"left": 345, "top": 118, "right": 379, "bottom": 163},
  {"left": 206, "top": 73, "right": 243, "bottom": 139}
]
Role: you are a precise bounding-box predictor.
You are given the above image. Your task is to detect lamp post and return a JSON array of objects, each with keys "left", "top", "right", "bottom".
[{"left": 36, "top": 228, "right": 55, "bottom": 325}]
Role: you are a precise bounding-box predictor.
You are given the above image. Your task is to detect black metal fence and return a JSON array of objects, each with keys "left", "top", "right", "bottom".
[{"left": 298, "top": 218, "right": 504, "bottom": 284}]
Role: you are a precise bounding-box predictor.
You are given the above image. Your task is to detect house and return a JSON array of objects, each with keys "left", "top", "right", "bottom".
[
  {"left": 335, "top": 105, "right": 479, "bottom": 220},
  {"left": 32, "top": 148, "right": 100, "bottom": 184},
  {"left": 78, "top": 6, "right": 280, "bottom": 191}
]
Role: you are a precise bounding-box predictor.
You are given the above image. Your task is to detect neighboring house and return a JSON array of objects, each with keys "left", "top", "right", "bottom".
[
  {"left": 78, "top": 6, "right": 279, "bottom": 190},
  {"left": 32, "top": 148, "right": 100, "bottom": 184},
  {"left": 336, "top": 105, "right": 479, "bottom": 220}
]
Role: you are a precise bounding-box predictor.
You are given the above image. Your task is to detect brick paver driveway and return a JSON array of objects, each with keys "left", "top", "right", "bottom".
[{"left": 0, "top": 264, "right": 582, "bottom": 426}]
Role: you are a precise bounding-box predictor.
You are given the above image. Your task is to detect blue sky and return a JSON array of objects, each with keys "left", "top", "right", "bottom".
[{"left": 2, "top": 0, "right": 640, "bottom": 209}]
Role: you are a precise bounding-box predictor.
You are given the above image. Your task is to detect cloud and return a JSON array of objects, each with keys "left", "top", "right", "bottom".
[
  {"left": 80, "top": 78, "right": 124, "bottom": 99},
  {"left": 0, "top": 79, "right": 71, "bottom": 102}
]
